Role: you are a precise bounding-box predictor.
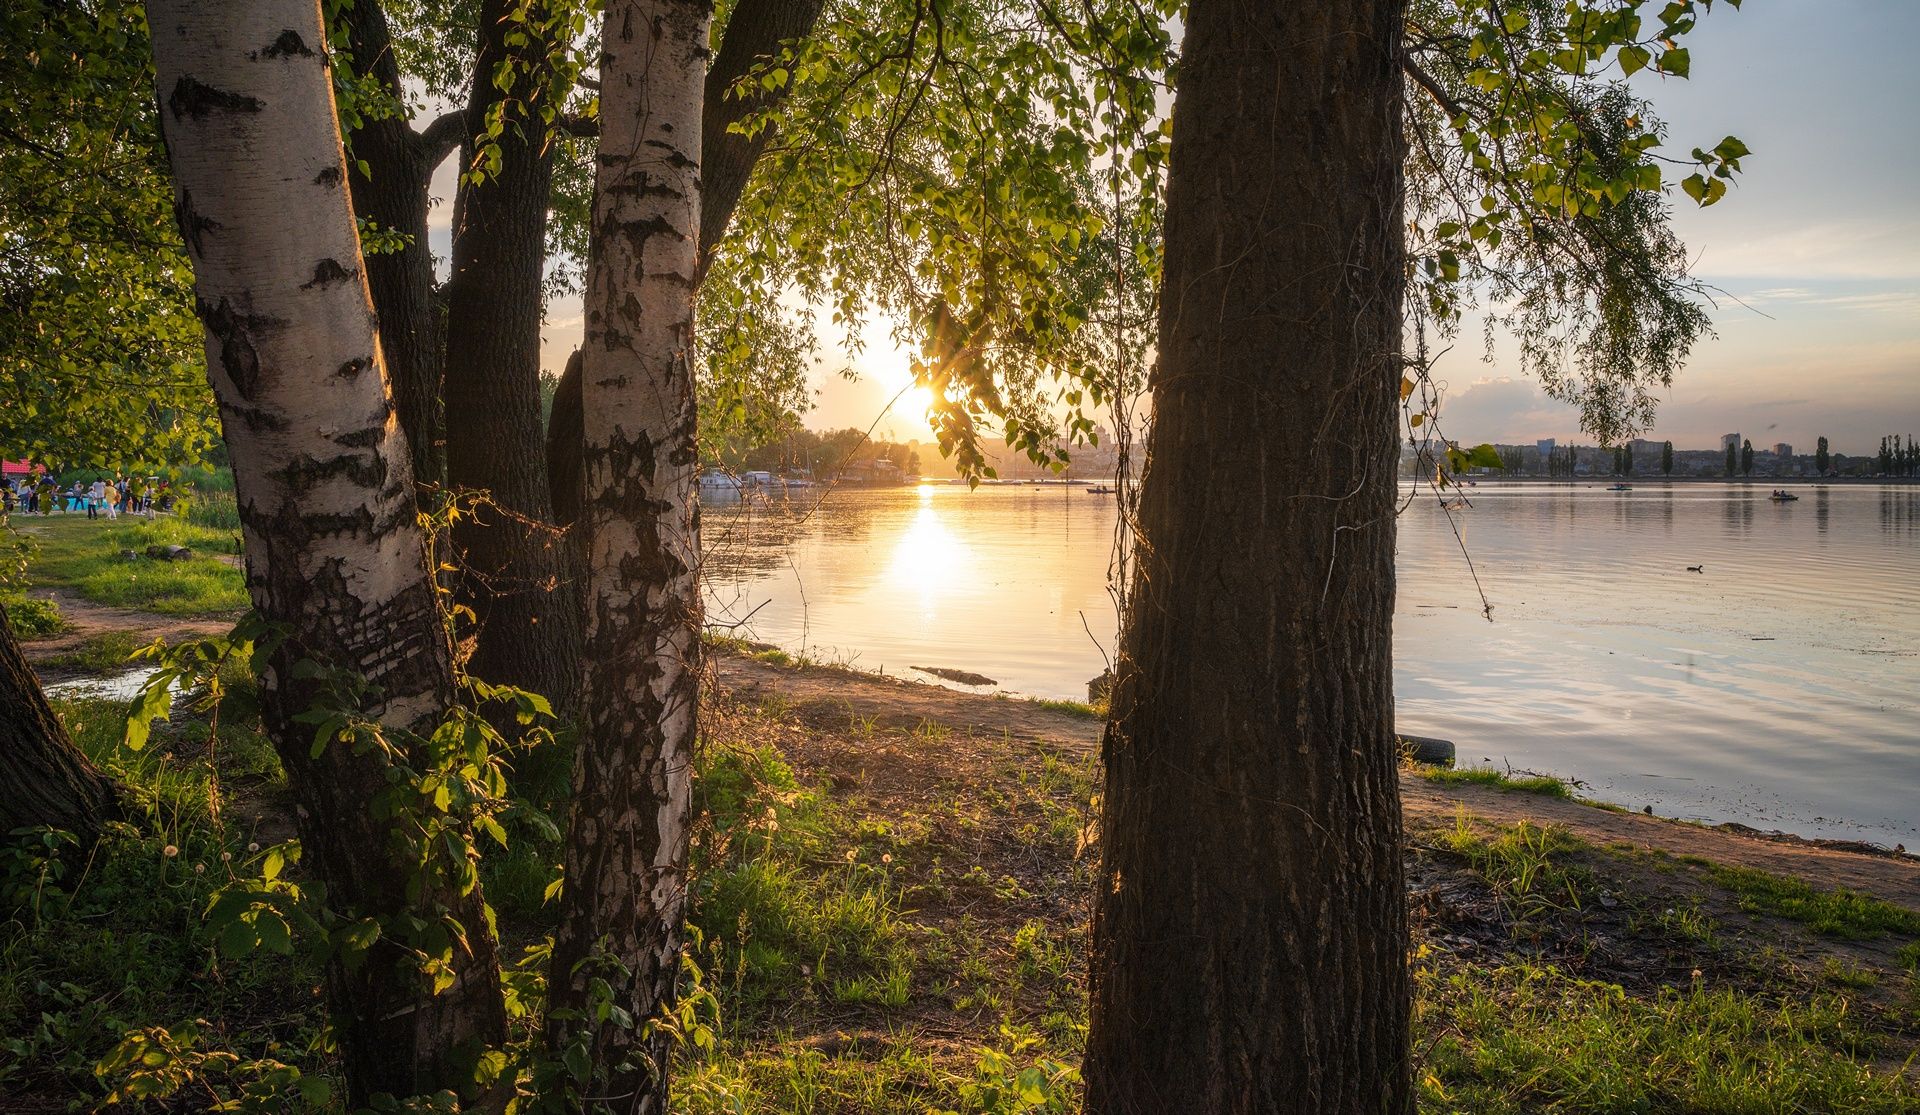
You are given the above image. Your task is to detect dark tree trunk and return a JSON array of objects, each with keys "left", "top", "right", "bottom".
[
  {"left": 695, "top": 0, "right": 827, "bottom": 285},
  {"left": 1082, "top": 2, "right": 1412, "bottom": 1113},
  {"left": 0, "top": 608, "right": 119, "bottom": 840},
  {"left": 342, "top": 0, "right": 454, "bottom": 492},
  {"left": 545, "top": 0, "right": 826, "bottom": 527},
  {"left": 545, "top": 348, "right": 584, "bottom": 533},
  {"left": 441, "top": 0, "right": 579, "bottom": 708}
]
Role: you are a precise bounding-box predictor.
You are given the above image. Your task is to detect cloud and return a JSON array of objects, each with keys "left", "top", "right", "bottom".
[
  {"left": 1743, "top": 286, "right": 1920, "bottom": 317},
  {"left": 1430, "top": 376, "right": 1580, "bottom": 442},
  {"left": 1694, "top": 219, "right": 1920, "bottom": 282}
]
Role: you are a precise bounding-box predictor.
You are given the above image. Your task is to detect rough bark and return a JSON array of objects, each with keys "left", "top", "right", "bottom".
[
  {"left": 147, "top": 2, "right": 505, "bottom": 1101},
  {"left": 1082, "top": 2, "right": 1412, "bottom": 1113},
  {"left": 545, "top": 0, "right": 824, "bottom": 528},
  {"left": 694, "top": 0, "right": 827, "bottom": 287},
  {"left": 442, "top": 0, "right": 580, "bottom": 709},
  {"left": 341, "top": 0, "right": 452, "bottom": 491},
  {"left": 0, "top": 608, "right": 120, "bottom": 840},
  {"left": 546, "top": 0, "right": 708, "bottom": 1105}
]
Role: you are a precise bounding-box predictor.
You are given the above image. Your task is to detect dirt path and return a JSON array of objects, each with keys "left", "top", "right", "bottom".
[
  {"left": 715, "top": 653, "right": 1920, "bottom": 909},
  {"left": 20, "top": 587, "right": 235, "bottom": 666}
]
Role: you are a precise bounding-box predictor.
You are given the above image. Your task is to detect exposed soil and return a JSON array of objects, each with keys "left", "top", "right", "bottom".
[
  {"left": 713, "top": 652, "right": 1920, "bottom": 909},
  {"left": 19, "top": 587, "right": 236, "bottom": 674}
]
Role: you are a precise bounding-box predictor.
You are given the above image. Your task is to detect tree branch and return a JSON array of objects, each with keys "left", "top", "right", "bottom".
[
  {"left": 417, "top": 108, "right": 471, "bottom": 165},
  {"left": 1404, "top": 56, "right": 1466, "bottom": 120},
  {"left": 696, "top": 0, "right": 829, "bottom": 280}
]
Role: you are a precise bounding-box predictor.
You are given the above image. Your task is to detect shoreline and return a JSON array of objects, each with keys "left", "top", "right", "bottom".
[{"left": 709, "top": 644, "right": 1920, "bottom": 872}]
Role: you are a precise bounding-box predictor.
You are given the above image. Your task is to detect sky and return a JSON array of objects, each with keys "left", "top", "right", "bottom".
[{"left": 428, "top": 0, "right": 1919, "bottom": 458}]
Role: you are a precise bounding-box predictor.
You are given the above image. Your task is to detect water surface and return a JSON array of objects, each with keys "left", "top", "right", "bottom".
[{"left": 702, "top": 482, "right": 1919, "bottom": 848}]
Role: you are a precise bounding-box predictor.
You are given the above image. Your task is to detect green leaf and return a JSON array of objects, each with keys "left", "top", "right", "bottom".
[{"left": 1618, "top": 45, "right": 1651, "bottom": 76}]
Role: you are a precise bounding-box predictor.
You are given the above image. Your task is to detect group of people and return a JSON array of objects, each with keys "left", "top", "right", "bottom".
[{"left": 3, "top": 475, "right": 166, "bottom": 519}]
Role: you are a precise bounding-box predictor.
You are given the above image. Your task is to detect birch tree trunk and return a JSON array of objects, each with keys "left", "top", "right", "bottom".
[
  {"left": 147, "top": 1, "right": 505, "bottom": 1101},
  {"left": 1082, "top": 0, "right": 1412, "bottom": 1111},
  {"left": 547, "top": 0, "right": 708, "bottom": 1105}
]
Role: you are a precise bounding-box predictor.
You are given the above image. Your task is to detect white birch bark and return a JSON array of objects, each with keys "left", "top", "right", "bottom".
[
  {"left": 548, "top": 0, "right": 709, "bottom": 1104},
  {"left": 147, "top": 0, "right": 504, "bottom": 1100}
]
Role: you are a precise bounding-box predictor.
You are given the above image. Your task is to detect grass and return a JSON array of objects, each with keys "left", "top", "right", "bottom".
[
  {"left": 7, "top": 670, "right": 1916, "bottom": 1112},
  {"left": 0, "top": 696, "right": 317, "bottom": 1105},
  {"left": 1419, "top": 764, "right": 1572, "bottom": 798},
  {"left": 31, "top": 629, "right": 146, "bottom": 673},
  {"left": 12, "top": 514, "right": 246, "bottom": 615},
  {"left": 1417, "top": 963, "right": 1918, "bottom": 1113},
  {"left": 1028, "top": 696, "right": 1104, "bottom": 720},
  {"left": 1703, "top": 862, "right": 1920, "bottom": 939},
  {"left": 1436, "top": 813, "right": 1594, "bottom": 922}
]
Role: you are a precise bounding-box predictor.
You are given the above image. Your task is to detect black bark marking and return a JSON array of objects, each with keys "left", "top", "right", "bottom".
[
  {"left": 226, "top": 403, "right": 291, "bottom": 433},
  {"left": 274, "top": 451, "right": 389, "bottom": 494},
  {"left": 302, "top": 259, "right": 358, "bottom": 290},
  {"left": 192, "top": 297, "right": 281, "bottom": 401},
  {"left": 641, "top": 139, "right": 698, "bottom": 170},
  {"left": 261, "top": 29, "right": 315, "bottom": 58},
  {"left": 315, "top": 166, "right": 343, "bottom": 187},
  {"left": 336, "top": 356, "right": 373, "bottom": 379},
  {"left": 333, "top": 426, "right": 385, "bottom": 449},
  {"left": 167, "top": 76, "right": 263, "bottom": 120},
  {"left": 173, "top": 188, "right": 222, "bottom": 256}
]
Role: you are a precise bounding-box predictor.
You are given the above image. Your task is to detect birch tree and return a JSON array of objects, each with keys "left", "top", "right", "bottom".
[
  {"left": 145, "top": 0, "right": 504, "bottom": 1100},
  {"left": 545, "top": 0, "right": 708, "bottom": 1105}
]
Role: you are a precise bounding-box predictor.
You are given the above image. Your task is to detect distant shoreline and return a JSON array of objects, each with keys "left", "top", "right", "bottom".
[{"left": 1408, "top": 475, "right": 1920, "bottom": 486}]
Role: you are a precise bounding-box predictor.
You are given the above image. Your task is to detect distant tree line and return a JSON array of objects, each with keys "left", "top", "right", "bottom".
[
  {"left": 716, "top": 426, "right": 921, "bottom": 478},
  {"left": 1880, "top": 435, "right": 1918, "bottom": 478}
]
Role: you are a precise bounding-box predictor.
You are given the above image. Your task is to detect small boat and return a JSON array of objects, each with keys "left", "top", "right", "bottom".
[
  {"left": 1769, "top": 490, "right": 1800, "bottom": 502},
  {"left": 1606, "top": 483, "right": 1633, "bottom": 491},
  {"left": 1085, "top": 485, "right": 1116, "bottom": 495}
]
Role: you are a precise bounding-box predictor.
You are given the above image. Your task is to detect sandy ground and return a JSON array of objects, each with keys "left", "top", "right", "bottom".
[{"left": 715, "top": 653, "right": 1920, "bottom": 910}]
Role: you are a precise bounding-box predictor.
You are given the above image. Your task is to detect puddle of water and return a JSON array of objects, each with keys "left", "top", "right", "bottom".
[{"left": 44, "top": 665, "right": 163, "bottom": 703}]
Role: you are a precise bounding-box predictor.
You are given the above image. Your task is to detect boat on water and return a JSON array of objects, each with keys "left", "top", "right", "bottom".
[
  {"left": 697, "top": 469, "right": 742, "bottom": 493},
  {"left": 1085, "top": 485, "right": 1116, "bottom": 495},
  {"left": 1606, "top": 483, "right": 1633, "bottom": 491},
  {"left": 1769, "top": 489, "right": 1800, "bottom": 502}
]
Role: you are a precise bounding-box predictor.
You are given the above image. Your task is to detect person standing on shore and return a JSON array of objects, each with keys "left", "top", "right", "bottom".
[{"left": 87, "top": 478, "right": 105, "bottom": 519}]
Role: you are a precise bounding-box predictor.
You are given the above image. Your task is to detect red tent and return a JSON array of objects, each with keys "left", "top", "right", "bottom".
[{"left": 2, "top": 460, "right": 40, "bottom": 477}]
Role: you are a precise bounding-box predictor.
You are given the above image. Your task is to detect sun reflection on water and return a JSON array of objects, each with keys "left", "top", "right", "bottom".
[{"left": 886, "top": 486, "right": 971, "bottom": 611}]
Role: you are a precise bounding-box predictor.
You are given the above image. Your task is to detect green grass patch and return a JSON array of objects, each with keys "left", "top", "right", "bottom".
[
  {"left": 31, "top": 630, "right": 145, "bottom": 673},
  {"left": 1437, "top": 814, "right": 1593, "bottom": 922},
  {"left": 1028, "top": 696, "right": 1104, "bottom": 720},
  {"left": 1420, "top": 764, "right": 1572, "bottom": 798},
  {"left": 15, "top": 516, "right": 245, "bottom": 615},
  {"left": 688, "top": 744, "right": 917, "bottom": 1017},
  {"left": 1703, "top": 863, "right": 1920, "bottom": 939},
  {"left": 1418, "top": 963, "right": 1918, "bottom": 1113}
]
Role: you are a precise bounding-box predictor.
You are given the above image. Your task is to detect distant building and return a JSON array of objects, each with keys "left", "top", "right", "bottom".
[
  {"left": 1535, "top": 437, "right": 1556, "bottom": 460},
  {"left": 1772, "top": 442, "right": 1792, "bottom": 459},
  {"left": 1720, "top": 432, "right": 1742, "bottom": 453}
]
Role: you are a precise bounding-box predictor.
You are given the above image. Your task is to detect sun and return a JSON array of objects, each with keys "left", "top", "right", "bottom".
[{"left": 898, "top": 384, "right": 935, "bottom": 422}]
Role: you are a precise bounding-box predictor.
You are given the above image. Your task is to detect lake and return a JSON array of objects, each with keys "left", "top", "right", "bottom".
[{"left": 702, "top": 481, "right": 1920, "bottom": 849}]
